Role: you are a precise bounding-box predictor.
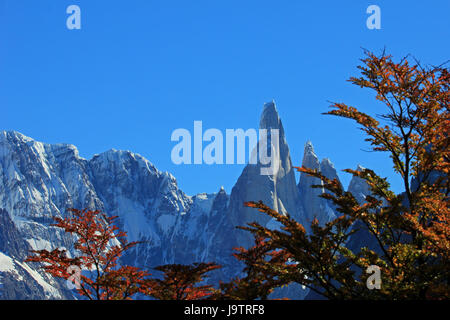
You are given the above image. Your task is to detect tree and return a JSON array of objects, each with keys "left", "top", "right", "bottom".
[
  {"left": 145, "top": 263, "right": 221, "bottom": 300},
  {"left": 212, "top": 237, "right": 289, "bottom": 300},
  {"left": 237, "top": 51, "right": 449, "bottom": 299},
  {"left": 26, "top": 208, "right": 150, "bottom": 300}
]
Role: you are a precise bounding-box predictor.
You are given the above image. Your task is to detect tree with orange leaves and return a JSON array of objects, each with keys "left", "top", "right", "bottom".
[
  {"left": 26, "top": 208, "right": 150, "bottom": 300},
  {"left": 26, "top": 208, "right": 223, "bottom": 300},
  {"left": 145, "top": 263, "right": 221, "bottom": 300},
  {"left": 238, "top": 50, "right": 449, "bottom": 299}
]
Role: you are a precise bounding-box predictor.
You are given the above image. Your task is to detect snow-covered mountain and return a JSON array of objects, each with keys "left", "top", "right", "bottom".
[
  {"left": 0, "top": 208, "right": 71, "bottom": 299},
  {"left": 0, "top": 101, "right": 349, "bottom": 299}
]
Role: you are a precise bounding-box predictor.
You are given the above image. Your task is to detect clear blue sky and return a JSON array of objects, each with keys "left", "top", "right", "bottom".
[{"left": 1, "top": 1, "right": 449, "bottom": 196}]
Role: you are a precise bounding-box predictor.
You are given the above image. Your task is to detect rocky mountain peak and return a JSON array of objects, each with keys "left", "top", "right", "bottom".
[
  {"left": 298, "top": 142, "right": 339, "bottom": 227},
  {"left": 301, "top": 141, "right": 320, "bottom": 170},
  {"left": 0, "top": 103, "right": 345, "bottom": 300},
  {"left": 259, "top": 100, "right": 281, "bottom": 130},
  {"left": 304, "top": 140, "right": 316, "bottom": 155},
  {"left": 225, "top": 101, "right": 304, "bottom": 252},
  {"left": 348, "top": 164, "right": 371, "bottom": 204}
]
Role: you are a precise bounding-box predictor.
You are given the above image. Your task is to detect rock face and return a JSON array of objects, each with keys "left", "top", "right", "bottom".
[
  {"left": 298, "top": 142, "right": 340, "bottom": 229},
  {"left": 345, "top": 165, "right": 378, "bottom": 254},
  {"left": 347, "top": 165, "right": 371, "bottom": 204},
  {"left": 0, "top": 130, "right": 224, "bottom": 298},
  {"left": 212, "top": 101, "right": 308, "bottom": 293},
  {"left": 225, "top": 101, "right": 305, "bottom": 249},
  {"left": 0, "top": 209, "right": 71, "bottom": 299},
  {"left": 304, "top": 164, "right": 371, "bottom": 300},
  {"left": 0, "top": 101, "right": 345, "bottom": 300}
]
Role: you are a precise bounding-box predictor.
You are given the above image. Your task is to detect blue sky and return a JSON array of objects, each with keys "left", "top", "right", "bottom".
[{"left": 1, "top": 0, "right": 449, "bottom": 196}]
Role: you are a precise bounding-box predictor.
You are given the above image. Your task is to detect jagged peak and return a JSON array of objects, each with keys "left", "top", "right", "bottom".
[
  {"left": 348, "top": 164, "right": 369, "bottom": 190},
  {"left": 304, "top": 140, "right": 315, "bottom": 153},
  {"left": 299, "top": 141, "right": 320, "bottom": 173},
  {"left": 263, "top": 99, "right": 276, "bottom": 109},
  {"left": 193, "top": 192, "right": 209, "bottom": 198},
  {"left": 94, "top": 148, "right": 148, "bottom": 162},
  {"left": 100, "top": 148, "right": 128, "bottom": 155},
  {"left": 48, "top": 143, "right": 81, "bottom": 160},
  {"left": 92, "top": 148, "right": 130, "bottom": 163},
  {"left": 302, "top": 140, "right": 318, "bottom": 162},
  {"left": 164, "top": 171, "right": 176, "bottom": 181},
  {"left": 0, "top": 130, "right": 83, "bottom": 160},
  {"left": 214, "top": 186, "right": 228, "bottom": 199},
  {"left": 347, "top": 164, "right": 371, "bottom": 203},
  {"left": 319, "top": 157, "right": 342, "bottom": 185},
  {"left": 0, "top": 130, "right": 37, "bottom": 143},
  {"left": 91, "top": 148, "right": 159, "bottom": 176},
  {"left": 259, "top": 100, "right": 282, "bottom": 130},
  {"left": 0, "top": 130, "right": 27, "bottom": 136},
  {"left": 320, "top": 158, "right": 335, "bottom": 168}
]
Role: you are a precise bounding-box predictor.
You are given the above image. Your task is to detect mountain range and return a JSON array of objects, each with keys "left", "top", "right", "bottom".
[{"left": 0, "top": 101, "right": 371, "bottom": 299}]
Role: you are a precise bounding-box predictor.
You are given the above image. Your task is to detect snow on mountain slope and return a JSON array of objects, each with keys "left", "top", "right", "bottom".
[
  {"left": 0, "top": 130, "right": 230, "bottom": 298},
  {"left": 0, "top": 252, "right": 15, "bottom": 273},
  {"left": 0, "top": 208, "right": 70, "bottom": 299},
  {"left": 0, "top": 102, "right": 343, "bottom": 300}
]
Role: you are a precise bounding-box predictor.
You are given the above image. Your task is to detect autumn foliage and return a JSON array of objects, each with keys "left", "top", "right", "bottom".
[
  {"left": 212, "top": 237, "right": 292, "bottom": 300},
  {"left": 26, "top": 209, "right": 220, "bottom": 300},
  {"left": 26, "top": 209, "right": 150, "bottom": 300},
  {"left": 145, "top": 263, "right": 220, "bottom": 300},
  {"left": 238, "top": 51, "right": 449, "bottom": 299}
]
